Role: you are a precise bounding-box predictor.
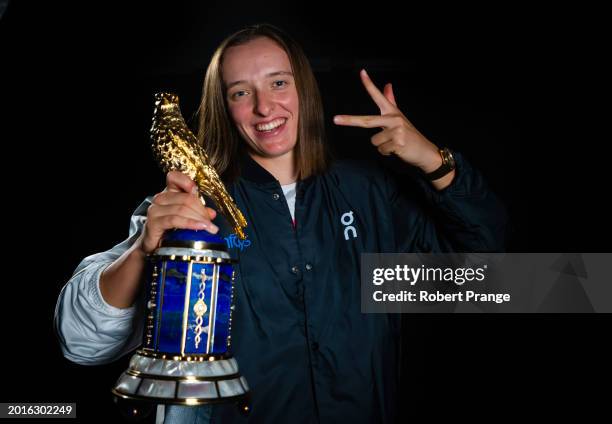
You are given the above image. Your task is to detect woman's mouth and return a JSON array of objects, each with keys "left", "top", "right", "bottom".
[{"left": 255, "top": 118, "right": 287, "bottom": 134}]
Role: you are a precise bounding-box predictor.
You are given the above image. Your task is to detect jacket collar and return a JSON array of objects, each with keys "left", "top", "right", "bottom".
[
  {"left": 238, "top": 151, "right": 317, "bottom": 196},
  {"left": 239, "top": 152, "right": 278, "bottom": 186}
]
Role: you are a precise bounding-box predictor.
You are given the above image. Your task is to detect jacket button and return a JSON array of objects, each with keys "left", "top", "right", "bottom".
[
  {"left": 272, "top": 193, "right": 280, "bottom": 200},
  {"left": 312, "top": 342, "right": 319, "bottom": 351},
  {"left": 291, "top": 265, "right": 299, "bottom": 274},
  {"left": 305, "top": 263, "right": 313, "bottom": 271}
]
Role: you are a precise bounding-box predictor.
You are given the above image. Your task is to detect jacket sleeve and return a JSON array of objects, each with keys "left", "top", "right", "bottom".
[
  {"left": 387, "top": 151, "right": 507, "bottom": 253},
  {"left": 54, "top": 197, "right": 152, "bottom": 365}
]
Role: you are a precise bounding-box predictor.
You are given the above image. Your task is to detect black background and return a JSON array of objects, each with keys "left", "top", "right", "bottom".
[{"left": 1, "top": 0, "right": 609, "bottom": 422}]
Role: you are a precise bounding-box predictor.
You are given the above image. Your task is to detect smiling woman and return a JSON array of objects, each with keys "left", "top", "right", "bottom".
[
  {"left": 197, "top": 24, "right": 329, "bottom": 184},
  {"left": 54, "top": 22, "right": 508, "bottom": 424},
  {"left": 221, "top": 37, "right": 300, "bottom": 183}
]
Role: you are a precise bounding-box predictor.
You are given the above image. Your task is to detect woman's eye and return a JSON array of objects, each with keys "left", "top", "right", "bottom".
[
  {"left": 273, "top": 80, "right": 287, "bottom": 88},
  {"left": 232, "top": 90, "right": 247, "bottom": 99}
]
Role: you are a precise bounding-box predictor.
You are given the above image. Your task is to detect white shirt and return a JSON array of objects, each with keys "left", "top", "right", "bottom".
[{"left": 281, "top": 182, "right": 297, "bottom": 222}]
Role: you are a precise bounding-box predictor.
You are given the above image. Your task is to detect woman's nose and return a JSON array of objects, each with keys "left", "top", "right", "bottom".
[{"left": 254, "top": 92, "right": 274, "bottom": 116}]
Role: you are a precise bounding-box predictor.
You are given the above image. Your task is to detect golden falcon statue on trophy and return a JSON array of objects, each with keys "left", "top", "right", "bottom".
[{"left": 150, "top": 92, "right": 247, "bottom": 239}]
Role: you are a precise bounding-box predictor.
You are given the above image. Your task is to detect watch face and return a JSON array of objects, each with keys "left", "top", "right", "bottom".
[
  {"left": 447, "top": 150, "right": 456, "bottom": 167},
  {"left": 440, "top": 148, "right": 454, "bottom": 168}
]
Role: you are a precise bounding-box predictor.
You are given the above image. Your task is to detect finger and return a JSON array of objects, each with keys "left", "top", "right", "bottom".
[
  {"left": 146, "top": 204, "right": 219, "bottom": 233},
  {"left": 378, "top": 141, "right": 398, "bottom": 156},
  {"left": 205, "top": 207, "right": 217, "bottom": 220},
  {"left": 360, "top": 69, "right": 395, "bottom": 115},
  {"left": 148, "top": 204, "right": 210, "bottom": 226},
  {"left": 156, "top": 215, "right": 219, "bottom": 233},
  {"left": 383, "top": 83, "right": 397, "bottom": 107},
  {"left": 152, "top": 191, "right": 215, "bottom": 221},
  {"left": 166, "top": 171, "right": 198, "bottom": 193},
  {"left": 370, "top": 130, "right": 393, "bottom": 147},
  {"left": 333, "top": 114, "right": 395, "bottom": 128}
]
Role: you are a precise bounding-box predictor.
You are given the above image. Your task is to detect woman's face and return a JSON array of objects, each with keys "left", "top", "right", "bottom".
[{"left": 222, "top": 37, "right": 299, "bottom": 160}]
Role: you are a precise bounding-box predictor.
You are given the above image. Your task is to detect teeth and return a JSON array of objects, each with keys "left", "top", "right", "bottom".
[{"left": 256, "top": 118, "right": 286, "bottom": 132}]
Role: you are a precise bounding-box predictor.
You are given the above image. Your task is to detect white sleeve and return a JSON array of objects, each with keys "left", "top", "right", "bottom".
[{"left": 54, "top": 197, "right": 152, "bottom": 365}]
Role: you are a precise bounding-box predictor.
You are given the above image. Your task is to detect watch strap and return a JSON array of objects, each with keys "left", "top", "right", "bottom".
[{"left": 425, "top": 148, "right": 455, "bottom": 181}]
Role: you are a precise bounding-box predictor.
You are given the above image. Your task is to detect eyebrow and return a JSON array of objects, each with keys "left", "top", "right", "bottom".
[{"left": 226, "top": 71, "right": 294, "bottom": 90}]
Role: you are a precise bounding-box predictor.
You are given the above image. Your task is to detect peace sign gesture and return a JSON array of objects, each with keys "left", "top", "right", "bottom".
[{"left": 334, "top": 69, "right": 449, "bottom": 179}]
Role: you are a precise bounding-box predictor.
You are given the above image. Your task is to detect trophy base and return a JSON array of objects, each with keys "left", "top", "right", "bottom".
[{"left": 112, "top": 351, "right": 250, "bottom": 407}]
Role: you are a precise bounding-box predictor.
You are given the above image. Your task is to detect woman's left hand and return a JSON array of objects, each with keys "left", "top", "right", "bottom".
[{"left": 333, "top": 69, "right": 444, "bottom": 174}]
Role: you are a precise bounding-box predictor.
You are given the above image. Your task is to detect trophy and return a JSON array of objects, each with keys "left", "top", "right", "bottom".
[{"left": 111, "top": 93, "right": 250, "bottom": 415}]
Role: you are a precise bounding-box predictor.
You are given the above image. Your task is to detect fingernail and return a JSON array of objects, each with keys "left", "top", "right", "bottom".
[
  {"left": 333, "top": 116, "right": 341, "bottom": 124},
  {"left": 191, "top": 186, "right": 199, "bottom": 195},
  {"left": 197, "top": 222, "right": 218, "bottom": 233},
  {"left": 361, "top": 68, "right": 368, "bottom": 76}
]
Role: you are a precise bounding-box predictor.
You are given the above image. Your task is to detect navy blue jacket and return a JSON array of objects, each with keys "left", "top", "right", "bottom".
[{"left": 208, "top": 151, "right": 506, "bottom": 423}]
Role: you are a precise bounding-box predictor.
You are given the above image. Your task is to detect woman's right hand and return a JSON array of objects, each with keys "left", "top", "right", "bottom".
[{"left": 137, "top": 171, "right": 219, "bottom": 254}]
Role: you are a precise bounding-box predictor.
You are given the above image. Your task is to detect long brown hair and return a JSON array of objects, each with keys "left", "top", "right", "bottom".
[{"left": 197, "top": 23, "right": 330, "bottom": 182}]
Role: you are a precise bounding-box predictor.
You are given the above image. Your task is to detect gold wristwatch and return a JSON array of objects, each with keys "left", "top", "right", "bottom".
[{"left": 425, "top": 147, "right": 456, "bottom": 181}]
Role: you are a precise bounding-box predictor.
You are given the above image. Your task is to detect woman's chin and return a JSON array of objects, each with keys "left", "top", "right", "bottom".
[{"left": 256, "top": 141, "right": 295, "bottom": 158}]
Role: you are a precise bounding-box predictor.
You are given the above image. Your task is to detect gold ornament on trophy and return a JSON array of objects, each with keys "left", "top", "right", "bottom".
[{"left": 150, "top": 92, "right": 247, "bottom": 239}]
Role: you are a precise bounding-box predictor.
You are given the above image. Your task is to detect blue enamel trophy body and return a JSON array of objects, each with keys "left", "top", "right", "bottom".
[{"left": 112, "top": 229, "right": 249, "bottom": 409}]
